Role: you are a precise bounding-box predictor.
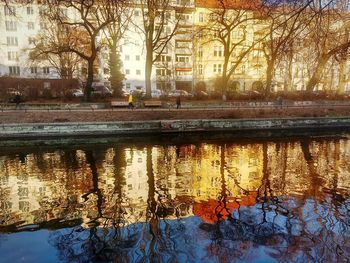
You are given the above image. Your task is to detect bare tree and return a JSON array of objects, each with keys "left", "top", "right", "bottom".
[
  {"left": 30, "top": 23, "right": 82, "bottom": 79},
  {"left": 260, "top": 0, "right": 312, "bottom": 94},
  {"left": 196, "top": 0, "right": 262, "bottom": 96},
  {"left": 101, "top": 4, "right": 131, "bottom": 97},
  {"left": 136, "top": 0, "right": 186, "bottom": 97},
  {"left": 305, "top": 0, "right": 350, "bottom": 92},
  {"left": 38, "top": 0, "right": 127, "bottom": 100}
]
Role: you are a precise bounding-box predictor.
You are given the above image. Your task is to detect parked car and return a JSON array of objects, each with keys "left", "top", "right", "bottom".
[
  {"left": 168, "top": 89, "right": 193, "bottom": 98},
  {"left": 7, "top": 90, "right": 24, "bottom": 104},
  {"left": 122, "top": 89, "right": 130, "bottom": 97},
  {"left": 194, "top": 90, "right": 209, "bottom": 99},
  {"left": 131, "top": 89, "right": 146, "bottom": 99},
  {"left": 151, "top": 89, "right": 161, "bottom": 98},
  {"left": 71, "top": 89, "right": 84, "bottom": 97},
  {"left": 92, "top": 86, "right": 112, "bottom": 97}
]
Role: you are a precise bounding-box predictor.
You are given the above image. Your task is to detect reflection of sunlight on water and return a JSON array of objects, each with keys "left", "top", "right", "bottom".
[{"left": 0, "top": 137, "right": 349, "bottom": 261}]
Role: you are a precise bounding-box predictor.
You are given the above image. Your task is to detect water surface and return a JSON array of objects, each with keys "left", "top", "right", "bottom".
[{"left": 0, "top": 133, "right": 349, "bottom": 262}]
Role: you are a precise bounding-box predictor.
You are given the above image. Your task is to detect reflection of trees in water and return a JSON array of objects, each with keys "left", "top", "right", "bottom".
[
  {"left": 48, "top": 146, "right": 134, "bottom": 262},
  {"left": 48, "top": 146, "right": 192, "bottom": 262},
  {"left": 2, "top": 139, "right": 350, "bottom": 262},
  {"left": 200, "top": 140, "right": 350, "bottom": 262}
]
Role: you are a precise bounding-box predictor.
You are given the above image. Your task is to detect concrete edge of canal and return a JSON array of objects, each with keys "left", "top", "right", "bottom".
[{"left": 1, "top": 117, "right": 350, "bottom": 139}]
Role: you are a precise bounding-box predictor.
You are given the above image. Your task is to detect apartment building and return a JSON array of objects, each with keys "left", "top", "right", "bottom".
[
  {"left": 1, "top": 1, "right": 349, "bottom": 95},
  {"left": 121, "top": 0, "right": 196, "bottom": 94},
  {"left": 0, "top": 3, "right": 60, "bottom": 79},
  {"left": 193, "top": 0, "right": 267, "bottom": 92}
]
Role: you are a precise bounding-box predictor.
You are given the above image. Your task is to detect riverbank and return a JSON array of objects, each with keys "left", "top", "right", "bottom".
[
  {"left": 1, "top": 117, "right": 350, "bottom": 139},
  {"left": 1, "top": 104, "right": 350, "bottom": 138}
]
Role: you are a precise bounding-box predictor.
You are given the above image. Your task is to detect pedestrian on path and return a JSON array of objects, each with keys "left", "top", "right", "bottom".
[
  {"left": 176, "top": 95, "right": 181, "bottom": 109},
  {"left": 128, "top": 94, "right": 134, "bottom": 109},
  {"left": 14, "top": 93, "right": 21, "bottom": 109},
  {"left": 276, "top": 96, "right": 283, "bottom": 109}
]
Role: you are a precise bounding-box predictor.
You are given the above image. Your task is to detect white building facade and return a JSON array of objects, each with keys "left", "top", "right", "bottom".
[
  {"left": 1, "top": 1, "right": 350, "bottom": 95},
  {"left": 0, "top": 3, "right": 59, "bottom": 79}
]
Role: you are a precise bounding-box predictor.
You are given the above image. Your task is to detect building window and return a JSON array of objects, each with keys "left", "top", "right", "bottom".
[
  {"left": 31, "top": 67, "right": 37, "bottom": 74},
  {"left": 156, "top": 69, "right": 163, "bottom": 76},
  {"left": 136, "top": 70, "right": 141, "bottom": 75},
  {"left": 156, "top": 55, "right": 171, "bottom": 62},
  {"left": 7, "top": 36, "right": 18, "bottom": 46},
  {"left": 176, "top": 41, "right": 191, "bottom": 48},
  {"left": 213, "top": 64, "right": 217, "bottom": 73},
  {"left": 28, "top": 22, "right": 35, "bottom": 30},
  {"left": 214, "top": 46, "right": 218, "bottom": 56},
  {"left": 156, "top": 68, "right": 170, "bottom": 76},
  {"left": 176, "top": 70, "right": 191, "bottom": 76},
  {"left": 5, "top": 21, "right": 17, "bottom": 31},
  {"left": 134, "top": 10, "right": 140, "bottom": 16},
  {"left": 27, "top": 6, "right": 34, "bottom": 15},
  {"left": 28, "top": 37, "right": 35, "bottom": 45},
  {"left": 176, "top": 55, "right": 189, "bottom": 63},
  {"left": 198, "top": 64, "right": 203, "bottom": 75},
  {"left": 198, "top": 47, "right": 203, "bottom": 58},
  {"left": 4, "top": 6, "right": 16, "bottom": 16},
  {"left": 218, "top": 64, "right": 222, "bottom": 73},
  {"left": 125, "top": 55, "right": 130, "bottom": 60},
  {"left": 8, "top": 51, "right": 18, "bottom": 61},
  {"left": 214, "top": 46, "right": 223, "bottom": 57},
  {"left": 9, "top": 66, "right": 20, "bottom": 76},
  {"left": 136, "top": 55, "right": 140, "bottom": 61},
  {"left": 125, "top": 69, "right": 130, "bottom": 74},
  {"left": 43, "top": 67, "right": 50, "bottom": 74},
  {"left": 199, "top": 12, "right": 204, "bottom": 22}
]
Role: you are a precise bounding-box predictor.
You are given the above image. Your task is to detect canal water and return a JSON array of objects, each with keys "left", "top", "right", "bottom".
[{"left": 0, "top": 133, "right": 349, "bottom": 263}]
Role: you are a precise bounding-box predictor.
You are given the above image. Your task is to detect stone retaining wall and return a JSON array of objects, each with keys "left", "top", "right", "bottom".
[{"left": 1, "top": 117, "right": 350, "bottom": 138}]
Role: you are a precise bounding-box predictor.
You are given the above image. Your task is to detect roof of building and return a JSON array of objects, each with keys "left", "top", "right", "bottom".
[{"left": 195, "top": 0, "right": 262, "bottom": 10}]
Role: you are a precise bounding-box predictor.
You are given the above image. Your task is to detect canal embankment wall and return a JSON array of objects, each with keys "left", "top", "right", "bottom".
[{"left": 1, "top": 117, "right": 350, "bottom": 138}]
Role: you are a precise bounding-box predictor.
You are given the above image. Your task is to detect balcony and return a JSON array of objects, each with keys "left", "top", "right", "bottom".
[
  {"left": 175, "top": 32, "right": 193, "bottom": 41},
  {"left": 156, "top": 75, "right": 171, "bottom": 82},
  {"left": 175, "top": 48, "right": 192, "bottom": 54},
  {"left": 175, "top": 62, "right": 192, "bottom": 68},
  {"left": 175, "top": 75, "right": 193, "bottom": 81}
]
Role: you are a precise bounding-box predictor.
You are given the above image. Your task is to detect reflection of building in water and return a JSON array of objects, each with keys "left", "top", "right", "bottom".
[
  {"left": 267, "top": 140, "right": 350, "bottom": 197},
  {"left": 191, "top": 144, "right": 263, "bottom": 201},
  {"left": 0, "top": 151, "right": 93, "bottom": 227},
  {"left": 1, "top": 139, "right": 350, "bottom": 229}
]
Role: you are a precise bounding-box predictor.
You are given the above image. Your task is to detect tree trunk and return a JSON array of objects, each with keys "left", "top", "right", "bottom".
[
  {"left": 86, "top": 58, "right": 94, "bottom": 101},
  {"left": 338, "top": 59, "right": 347, "bottom": 93},
  {"left": 265, "top": 59, "right": 275, "bottom": 95},
  {"left": 221, "top": 65, "right": 229, "bottom": 98},
  {"left": 305, "top": 54, "right": 330, "bottom": 92},
  {"left": 286, "top": 50, "right": 293, "bottom": 91},
  {"left": 221, "top": 45, "right": 230, "bottom": 97},
  {"left": 145, "top": 46, "right": 153, "bottom": 98}
]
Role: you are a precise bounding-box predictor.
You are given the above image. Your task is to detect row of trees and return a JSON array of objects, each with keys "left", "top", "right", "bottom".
[
  {"left": 27, "top": 0, "right": 189, "bottom": 100},
  {"left": 200, "top": 0, "right": 350, "bottom": 95},
  {"left": 12, "top": 0, "right": 350, "bottom": 99}
]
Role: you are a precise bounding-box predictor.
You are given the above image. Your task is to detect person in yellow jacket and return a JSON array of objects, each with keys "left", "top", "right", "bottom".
[{"left": 128, "top": 94, "right": 134, "bottom": 109}]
